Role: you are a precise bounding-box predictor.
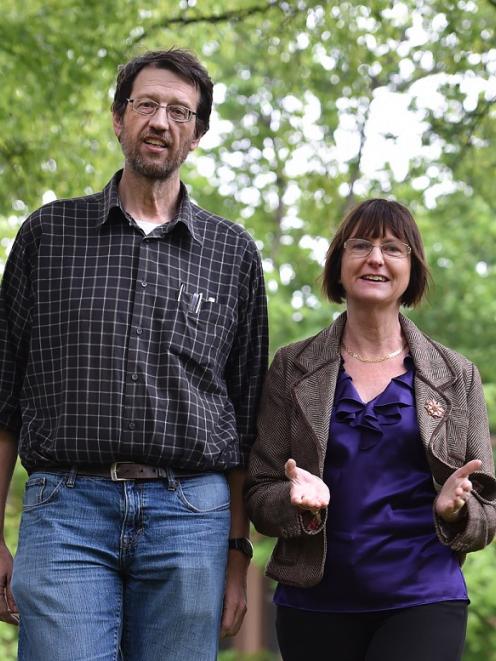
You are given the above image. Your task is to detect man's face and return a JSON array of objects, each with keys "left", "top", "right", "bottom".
[{"left": 113, "top": 65, "right": 201, "bottom": 181}]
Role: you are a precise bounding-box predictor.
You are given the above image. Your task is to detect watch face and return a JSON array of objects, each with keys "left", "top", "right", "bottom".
[
  {"left": 240, "top": 538, "right": 254, "bottom": 558},
  {"left": 229, "top": 537, "right": 254, "bottom": 559}
]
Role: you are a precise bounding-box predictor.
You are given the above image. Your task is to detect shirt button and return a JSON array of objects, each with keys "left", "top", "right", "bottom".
[
  {"left": 141, "top": 281, "right": 147, "bottom": 288},
  {"left": 131, "top": 373, "right": 138, "bottom": 381},
  {"left": 128, "top": 422, "right": 135, "bottom": 430},
  {"left": 136, "top": 327, "right": 143, "bottom": 335}
]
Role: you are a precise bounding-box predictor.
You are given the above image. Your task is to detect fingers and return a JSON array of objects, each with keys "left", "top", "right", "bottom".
[
  {"left": 291, "top": 492, "right": 318, "bottom": 509},
  {"left": 285, "top": 459, "right": 330, "bottom": 510},
  {"left": 220, "top": 600, "right": 246, "bottom": 638},
  {"left": 290, "top": 491, "right": 303, "bottom": 507},
  {"left": 284, "top": 458, "right": 297, "bottom": 480},
  {"left": 455, "top": 481, "right": 472, "bottom": 498},
  {"left": 437, "top": 473, "right": 476, "bottom": 521},
  {"left": 5, "top": 584, "right": 17, "bottom": 615},
  {"left": 454, "top": 481, "right": 472, "bottom": 506},
  {"left": 0, "top": 548, "right": 17, "bottom": 625},
  {"left": 448, "top": 459, "right": 481, "bottom": 509},
  {"left": 290, "top": 486, "right": 329, "bottom": 510},
  {"left": 453, "top": 459, "right": 482, "bottom": 479},
  {"left": 0, "top": 587, "right": 19, "bottom": 626},
  {"left": 220, "top": 612, "right": 233, "bottom": 639}
]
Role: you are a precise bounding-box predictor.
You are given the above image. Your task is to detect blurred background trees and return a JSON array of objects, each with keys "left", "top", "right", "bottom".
[{"left": 1, "top": 1, "right": 495, "bottom": 658}]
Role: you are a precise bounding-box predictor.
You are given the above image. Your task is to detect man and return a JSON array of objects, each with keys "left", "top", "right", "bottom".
[{"left": 0, "top": 49, "right": 268, "bottom": 660}]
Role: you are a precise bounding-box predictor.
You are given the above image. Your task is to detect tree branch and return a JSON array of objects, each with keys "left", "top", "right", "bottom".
[
  {"left": 257, "top": 112, "right": 287, "bottom": 263},
  {"left": 456, "top": 94, "right": 496, "bottom": 162},
  {"left": 130, "top": 0, "right": 286, "bottom": 47},
  {"left": 342, "top": 95, "right": 372, "bottom": 214}
]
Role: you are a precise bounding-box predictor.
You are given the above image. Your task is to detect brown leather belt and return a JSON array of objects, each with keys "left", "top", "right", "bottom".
[
  {"left": 67, "top": 462, "right": 168, "bottom": 481},
  {"left": 32, "top": 463, "right": 203, "bottom": 481}
]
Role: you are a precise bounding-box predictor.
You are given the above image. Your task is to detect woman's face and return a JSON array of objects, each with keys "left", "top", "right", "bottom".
[{"left": 340, "top": 228, "right": 411, "bottom": 310}]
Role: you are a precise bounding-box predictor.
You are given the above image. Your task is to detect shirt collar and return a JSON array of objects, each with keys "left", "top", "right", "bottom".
[{"left": 98, "top": 170, "right": 203, "bottom": 245}]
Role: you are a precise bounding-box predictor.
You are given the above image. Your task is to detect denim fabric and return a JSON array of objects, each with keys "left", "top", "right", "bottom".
[{"left": 12, "top": 469, "right": 230, "bottom": 661}]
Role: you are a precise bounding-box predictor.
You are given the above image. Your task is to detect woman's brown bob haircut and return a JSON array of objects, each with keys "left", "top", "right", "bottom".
[{"left": 322, "top": 198, "right": 429, "bottom": 307}]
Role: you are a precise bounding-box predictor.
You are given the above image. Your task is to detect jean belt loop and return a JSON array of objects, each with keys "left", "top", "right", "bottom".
[
  {"left": 65, "top": 466, "right": 77, "bottom": 488},
  {"left": 165, "top": 468, "right": 177, "bottom": 491}
]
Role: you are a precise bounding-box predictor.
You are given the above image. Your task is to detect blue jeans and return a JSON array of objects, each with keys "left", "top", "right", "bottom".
[{"left": 12, "top": 468, "right": 230, "bottom": 661}]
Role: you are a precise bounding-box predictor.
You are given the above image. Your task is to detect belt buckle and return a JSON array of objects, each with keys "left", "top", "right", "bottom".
[{"left": 110, "top": 462, "right": 134, "bottom": 481}]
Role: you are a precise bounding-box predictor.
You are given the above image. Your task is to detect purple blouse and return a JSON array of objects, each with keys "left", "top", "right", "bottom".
[{"left": 274, "top": 357, "right": 467, "bottom": 612}]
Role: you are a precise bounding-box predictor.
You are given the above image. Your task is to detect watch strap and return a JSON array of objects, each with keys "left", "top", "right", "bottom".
[{"left": 228, "top": 537, "right": 254, "bottom": 559}]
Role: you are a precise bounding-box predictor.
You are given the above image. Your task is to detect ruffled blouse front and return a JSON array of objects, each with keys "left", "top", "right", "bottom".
[
  {"left": 334, "top": 365, "right": 414, "bottom": 450},
  {"left": 275, "top": 358, "right": 467, "bottom": 613}
]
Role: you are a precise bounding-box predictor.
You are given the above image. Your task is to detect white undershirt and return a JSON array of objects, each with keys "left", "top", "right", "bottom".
[{"left": 135, "top": 219, "right": 164, "bottom": 235}]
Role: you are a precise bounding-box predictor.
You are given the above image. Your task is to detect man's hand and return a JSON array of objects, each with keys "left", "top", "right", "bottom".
[
  {"left": 220, "top": 549, "right": 248, "bottom": 638},
  {"left": 285, "top": 459, "right": 330, "bottom": 512},
  {"left": 435, "top": 459, "right": 482, "bottom": 523},
  {"left": 0, "top": 541, "right": 18, "bottom": 625}
]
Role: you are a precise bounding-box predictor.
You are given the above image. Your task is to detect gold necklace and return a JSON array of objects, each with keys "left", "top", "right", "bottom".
[{"left": 341, "top": 342, "right": 406, "bottom": 363}]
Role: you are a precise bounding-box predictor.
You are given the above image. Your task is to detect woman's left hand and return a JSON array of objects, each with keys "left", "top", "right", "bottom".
[{"left": 435, "top": 459, "right": 482, "bottom": 523}]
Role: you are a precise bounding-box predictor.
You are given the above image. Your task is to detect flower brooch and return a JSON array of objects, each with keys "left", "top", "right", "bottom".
[{"left": 424, "top": 399, "right": 445, "bottom": 418}]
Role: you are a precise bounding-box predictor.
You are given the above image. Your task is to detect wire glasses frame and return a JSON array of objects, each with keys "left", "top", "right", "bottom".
[
  {"left": 126, "top": 98, "right": 197, "bottom": 123},
  {"left": 343, "top": 238, "right": 412, "bottom": 259}
]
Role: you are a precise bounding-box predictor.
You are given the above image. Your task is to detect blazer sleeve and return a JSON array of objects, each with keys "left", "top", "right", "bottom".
[
  {"left": 434, "top": 363, "right": 496, "bottom": 552},
  {"left": 245, "top": 349, "right": 325, "bottom": 539}
]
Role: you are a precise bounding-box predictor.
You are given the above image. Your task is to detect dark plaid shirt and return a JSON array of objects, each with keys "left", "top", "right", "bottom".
[{"left": 0, "top": 171, "right": 268, "bottom": 473}]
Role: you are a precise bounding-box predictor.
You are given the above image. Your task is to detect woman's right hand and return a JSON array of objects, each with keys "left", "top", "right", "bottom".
[{"left": 284, "top": 459, "right": 330, "bottom": 512}]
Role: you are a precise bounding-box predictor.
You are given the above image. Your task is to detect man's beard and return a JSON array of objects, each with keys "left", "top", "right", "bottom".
[{"left": 119, "top": 129, "right": 191, "bottom": 181}]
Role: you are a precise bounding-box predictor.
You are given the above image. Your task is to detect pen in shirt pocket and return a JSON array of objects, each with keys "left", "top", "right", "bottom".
[
  {"left": 191, "top": 293, "right": 218, "bottom": 313},
  {"left": 177, "top": 284, "right": 217, "bottom": 313},
  {"left": 191, "top": 292, "right": 203, "bottom": 314}
]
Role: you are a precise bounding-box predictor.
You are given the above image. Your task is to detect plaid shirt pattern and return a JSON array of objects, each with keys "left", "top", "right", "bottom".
[{"left": 0, "top": 171, "right": 268, "bottom": 473}]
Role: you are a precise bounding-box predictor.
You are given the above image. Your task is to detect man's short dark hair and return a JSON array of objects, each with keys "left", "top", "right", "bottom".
[
  {"left": 112, "top": 48, "right": 213, "bottom": 138},
  {"left": 322, "top": 198, "right": 429, "bottom": 307}
]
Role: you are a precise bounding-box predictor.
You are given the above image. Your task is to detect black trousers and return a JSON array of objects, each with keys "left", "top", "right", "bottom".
[{"left": 276, "top": 601, "right": 467, "bottom": 661}]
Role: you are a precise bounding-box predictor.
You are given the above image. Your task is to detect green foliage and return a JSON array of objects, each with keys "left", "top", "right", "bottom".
[
  {"left": 1, "top": 0, "right": 495, "bottom": 387},
  {"left": 1, "top": 1, "right": 496, "bottom": 658},
  {"left": 463, "top": 544, "right": 496, "bottom": 661},
  {"left": 484, "top": 384, "right": 496, "bottom": 433},
  {"left": 252, "top": 533, "right": 276, "bottom": 571},
  {"left": 218, "top": 652, "right": 277, "bottom": 661}
]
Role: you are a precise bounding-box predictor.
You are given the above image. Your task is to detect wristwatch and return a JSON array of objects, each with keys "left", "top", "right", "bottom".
[{"left": 228, "top": 537, "right": 254, "bottom": 559}]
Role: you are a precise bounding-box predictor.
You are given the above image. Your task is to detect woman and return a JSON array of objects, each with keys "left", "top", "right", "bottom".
[{"left": 245, "top": 199, "right": 496, "bottom": 661}]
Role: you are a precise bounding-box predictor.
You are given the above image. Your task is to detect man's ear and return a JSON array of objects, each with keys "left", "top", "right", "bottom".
[
  {"left": 112, "top": 112, "right": 123, "bottom": 141},
  {"left": 189, "top": 131, "right": 205, "bottom": 151},
  {"left": 189, "top": 133, "right": 201, "bottom": 153}
]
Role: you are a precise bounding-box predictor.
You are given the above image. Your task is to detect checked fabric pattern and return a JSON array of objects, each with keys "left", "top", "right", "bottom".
[{"left": 0, "top": 171, "right": 268, "bottom": 473}]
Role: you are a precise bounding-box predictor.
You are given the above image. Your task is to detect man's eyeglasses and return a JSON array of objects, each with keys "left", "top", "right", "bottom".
[
  {"left": 127, "top": 98, "right": 197, "bottom": 123},
  {"left": 343, "top": 238, "right": 412, "bottom": 259}
]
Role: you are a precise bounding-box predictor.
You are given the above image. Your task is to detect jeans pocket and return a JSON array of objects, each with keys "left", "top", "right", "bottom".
[
  {"left": 22, "top": 473, "right": 65, "bottom": 511},
  {"left": 175, "top": 474, "right": 230, "bottom": 513}
]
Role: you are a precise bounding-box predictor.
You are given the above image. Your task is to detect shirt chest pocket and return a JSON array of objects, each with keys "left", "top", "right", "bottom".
[{"left": 168, "top": 289, "right": 236, "bottom": 369}]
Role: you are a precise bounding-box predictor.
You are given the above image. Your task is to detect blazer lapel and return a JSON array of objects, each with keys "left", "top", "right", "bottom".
[
  {"left": 414, "top": 377, "right": 449, "bottom": 453},
  {"left": 292, "top": 314, "right": 345, "bottom": 464},
  {"left": 400, "top": 315, "right": 456, "bottom": 457}
]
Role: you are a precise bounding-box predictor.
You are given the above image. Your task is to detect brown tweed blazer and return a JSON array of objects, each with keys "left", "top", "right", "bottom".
[{"left": 245, "top": 312, "right": 496, "bottom": 588}]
